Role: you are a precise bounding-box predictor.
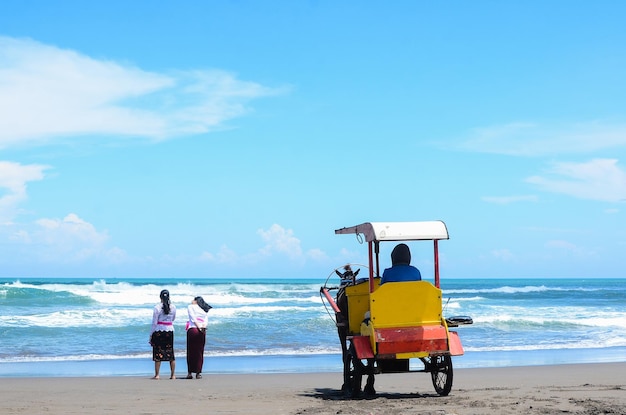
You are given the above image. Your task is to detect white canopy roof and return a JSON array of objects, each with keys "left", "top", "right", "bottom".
[{"left": 335, "top": 221, "right": 449, "bottom": 242}]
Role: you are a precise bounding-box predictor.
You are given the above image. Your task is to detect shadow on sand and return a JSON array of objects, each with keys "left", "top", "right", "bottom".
[{"left": 302, "top": 387, "right": 442, "bottom": 401}]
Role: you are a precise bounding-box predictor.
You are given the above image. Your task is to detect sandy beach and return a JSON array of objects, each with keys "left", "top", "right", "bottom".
[{"left": 1, "top": 363, "right": 625, "bottom": 414}]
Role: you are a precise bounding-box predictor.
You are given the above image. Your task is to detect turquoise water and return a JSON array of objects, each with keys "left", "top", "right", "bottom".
[{"left": 1, "top": 277, "right": 625, "bottom": 377}]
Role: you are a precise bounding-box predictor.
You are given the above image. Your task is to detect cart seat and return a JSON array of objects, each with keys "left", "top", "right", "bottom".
[
  {"left": 370, "top": 280, "right": 442, "bottom": 328},
  {"left": 369, "top": 281, "right": 449, "bottom": 356}
]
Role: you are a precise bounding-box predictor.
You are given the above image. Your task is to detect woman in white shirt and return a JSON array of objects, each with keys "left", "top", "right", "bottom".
[
  {"left": 185, "top": 296, "right": 212, "bottom": 379},
  {"left": 150, "top": 289, "right": 177, "bottom": 379}
]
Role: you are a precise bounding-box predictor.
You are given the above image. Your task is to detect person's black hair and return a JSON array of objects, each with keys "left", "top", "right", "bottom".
[
  {"left": 194, "top": 296, "right": 212, "bottom": 313},
  {"left": 160, "top": 289, "right": 171, "bottom": 314}
]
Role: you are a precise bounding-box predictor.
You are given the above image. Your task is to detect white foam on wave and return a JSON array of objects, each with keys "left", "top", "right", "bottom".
[
  {"left": 3, "top": 279, "right": 324, "bottom": 308},
  {"left": 1, "top": 308, "right": 150, "bottom": 328},
  {"left": 466, "top": 338, "right": 626, "bottom": 352},
  {"left": 472, "top": 306, "right": 626, "bottom": 329},
  {"left": 210, "top": 304, "right": 326, "bottom": 318},
  {"left": 0, "top": 303, "right": 327, "bottom": 328},
  {"left": 223, "top": 282, "right": 321, "bottom": 294},
  {"left": 447, "top": 285, "right": 553, "bottom": 295},
  {"left": 442, "top": 297, "right": 485, "bottom": 311},
  {"left": 446, "top": 283, "right": 612, "bottom": 296},
  {"left": 0, "top": 345, "right": 342, "bottom": 363}
]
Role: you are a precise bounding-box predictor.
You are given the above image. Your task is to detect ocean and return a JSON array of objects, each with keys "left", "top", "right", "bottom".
[{"left": 1, "top": 276, "right": 625, "bottom": 377}]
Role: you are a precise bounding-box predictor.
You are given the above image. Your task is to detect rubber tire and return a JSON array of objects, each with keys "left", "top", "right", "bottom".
[{"left": 430, "top": 354, "right": 453, "bottom": 396}]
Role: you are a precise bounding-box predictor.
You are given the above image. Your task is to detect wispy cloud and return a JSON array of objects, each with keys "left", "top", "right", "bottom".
[
  {"left": 490, "top": 248, "right": 514, "bottom": 261},
  {"left": 0, "top": 161, "right": 49, "bottom": 223},
  {"left": 482, "top": 195, "right": 538, "bottom": 204},
  {"left": 32, "top": 213, "right": 120, "bottom": 262},
  {"left": 458, "top": 120, "right": 626, "bottom": 202},
  {"left": 0, "top": 36, "right": 283, "bottom": 149},
  {"left": 545, "top": 239, "right": 597, "bottom": 258},
  {"left": 257, "top": 224, "right": 304, "bottom": 259},
  {"left": 199, "top": 224, "right": 327, "bottom": 267},
  {"left": 199, "top": 245, "right": 237, "bottom": 264},
  {"left": 0, "top": 211, "right": 126, "bottom": 264},
  {"left": 526, "top": 158, "right": 626, "bottom": 202},
  {"left": 458, "top": 121, "right": 626, "bottom": 156}
]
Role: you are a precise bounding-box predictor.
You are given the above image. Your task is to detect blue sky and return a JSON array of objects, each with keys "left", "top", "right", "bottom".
[{"left": 1, "top": 1, "right": 625, "bottom": 279}]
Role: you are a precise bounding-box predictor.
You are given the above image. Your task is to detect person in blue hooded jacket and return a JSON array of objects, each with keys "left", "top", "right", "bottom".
[{"left": 381, "top": 243, "right": 421, "bottom": 284}]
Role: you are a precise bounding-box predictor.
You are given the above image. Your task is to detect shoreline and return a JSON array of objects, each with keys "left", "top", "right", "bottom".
[
  {"left": 2, "top": 346, "right": 626, "bottom": 378},
  {"left": 1, "top": 363, "right": 625, "bottom": 414}
]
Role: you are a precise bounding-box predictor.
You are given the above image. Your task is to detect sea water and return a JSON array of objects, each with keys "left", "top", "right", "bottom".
[{"left": 1, "top": 277, "right": 625, "bottom": 377}]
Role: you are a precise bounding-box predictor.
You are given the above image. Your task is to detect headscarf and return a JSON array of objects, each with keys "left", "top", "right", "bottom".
[
  {"left": 391, "top": 243, "right": 411, "bottom": 266},
  {"left": 194, "top": 296, "right": 212, "bottom": 313}
]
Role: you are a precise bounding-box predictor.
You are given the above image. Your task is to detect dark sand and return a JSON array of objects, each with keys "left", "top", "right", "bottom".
[{"left": 1, "top": 363, "right": 625, "bottom": 414}]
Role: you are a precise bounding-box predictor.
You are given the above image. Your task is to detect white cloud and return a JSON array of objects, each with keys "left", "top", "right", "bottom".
[
  {"left": 306, "top": 248, "right": 328, "bottom": 261},
  {"left": 35, "top": 213, "right": 108, "bottom": 243},
  {"left": 491, "top": 248, "right": 514, "bottom": 261},
  {"left": 257, "top": 224, "right": 303, "bottom": 259},
  {"left": 526, "top": 158, "right": 626, "bottom": 202},
  {"left": 199, "top": 245, "right": 237, "bottom": 264},
  {"left": 32, "top": 213, "right": 114, "bottom": 261},
  {"left": 458, "top": 121, "right": 626, "bottom": 156},
  {"left": 482, "top": 195, "right": 538, "bottom": 205},
  {"left": 0, "top": 212, "right": 124, "bottom": 264},
  {"left": 545, "top": 239, "right": 578, "bottom": 251},
  {"left": 0, "top": 161, "right": 49, "bottom": 223},
  {"left": 199, "top": 224, "right": 328, "bottom": 267},
  {"left": 544, "top": 240, "right": 596, "bottom": 258},
  {"left": 0, "top": 36, "right": 282, "bottom": 148}
]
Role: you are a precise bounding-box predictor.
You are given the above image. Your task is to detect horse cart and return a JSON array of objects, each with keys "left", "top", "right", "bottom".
[{"left": 320, "top": 221, "right": 472, "bottom": 398}]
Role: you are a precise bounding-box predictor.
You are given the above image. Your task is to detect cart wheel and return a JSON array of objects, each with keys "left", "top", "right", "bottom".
[{"left": 430, "top": 355, "right": 453, "bottom": 396}]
